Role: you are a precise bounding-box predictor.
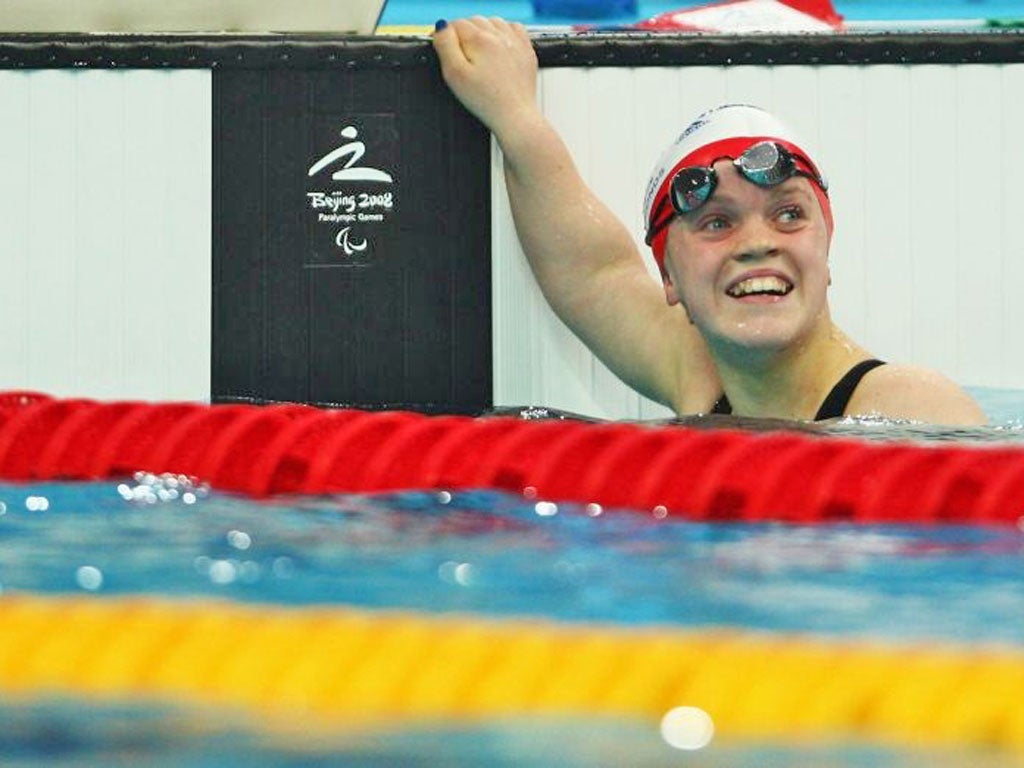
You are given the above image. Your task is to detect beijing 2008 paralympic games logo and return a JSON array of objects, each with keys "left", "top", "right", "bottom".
[{"left": 306, "top": 124, "right": 396, "bottom": 260}]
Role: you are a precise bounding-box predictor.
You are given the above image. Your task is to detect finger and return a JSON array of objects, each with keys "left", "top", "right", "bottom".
[
  {"left": 448, "top": 17, "right": 497, "bottom": 64},
  {"left": 465, "top": 15, "right": 493, "bottom": 32},
  {"left": 489, "top": 17, "right": 513, "bottom": 50},
  {"left": 492, "top": 17, "right": 526, "bottom": 43},
  {"left": 511, "top": 21, "right": 531, "bottom": 46},
  {"left": 431, "top": 19, "right": 467, "bottom": 73},
  {"left": 492, "top": 18, "right": 532, "bottom": 56}
]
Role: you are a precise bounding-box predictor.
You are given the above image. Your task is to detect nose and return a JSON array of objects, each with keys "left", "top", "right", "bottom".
[{"left": 734, "top": 216, "right": 780, "bottom": 261}]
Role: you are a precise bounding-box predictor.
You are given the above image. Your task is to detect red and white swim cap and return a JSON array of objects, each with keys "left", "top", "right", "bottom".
[{"left": 643, "top": 104, "right": 832, "bottom": 278}]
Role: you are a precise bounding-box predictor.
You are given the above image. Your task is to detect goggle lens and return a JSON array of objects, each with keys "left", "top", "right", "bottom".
[
  {"left": 735, "top": 141, "right": 795, "bottom": 187},
  {"left": 670, "top": 167, "right": 716, "bottom": 214}
]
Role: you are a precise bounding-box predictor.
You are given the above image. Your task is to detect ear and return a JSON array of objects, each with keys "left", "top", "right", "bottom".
[{"left": 663, "top": 276, "right": 682, "bottom": 306}]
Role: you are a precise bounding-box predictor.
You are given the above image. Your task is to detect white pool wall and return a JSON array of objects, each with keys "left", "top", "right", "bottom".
[
  {"left": 1, "top": 63, "right": 1023, "bottom": 414},
  {"left": 0, "top": 70, "right": 211, "bottom": 401}
]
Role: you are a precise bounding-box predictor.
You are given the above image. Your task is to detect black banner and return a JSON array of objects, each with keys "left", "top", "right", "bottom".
[{"left": 212, "top": 64, "right": 491, "bottom": 412}]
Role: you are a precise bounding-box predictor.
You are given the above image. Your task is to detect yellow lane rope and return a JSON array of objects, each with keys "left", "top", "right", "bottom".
[{"left": 1, "top": 593, "right": 1023, "bottom": 752}]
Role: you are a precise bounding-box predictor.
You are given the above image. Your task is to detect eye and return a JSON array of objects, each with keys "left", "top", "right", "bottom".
[
  {"left": 776, "top": 205, "right": 805, "bottom": 225},
  {"left": 698, "top": 214, "right": 731, "bottom": 233}
]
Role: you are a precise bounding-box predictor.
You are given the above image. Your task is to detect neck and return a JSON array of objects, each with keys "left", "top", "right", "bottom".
[{"left": 710, "top": 315, "right": 868, "bottom": 420}]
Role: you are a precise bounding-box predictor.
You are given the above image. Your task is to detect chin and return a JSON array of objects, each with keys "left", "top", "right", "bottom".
[{"left": 706, "top": 318, "right": 806, "bottom": 355}]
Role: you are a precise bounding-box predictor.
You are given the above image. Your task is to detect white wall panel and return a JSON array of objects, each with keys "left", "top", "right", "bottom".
[
  {"left": 956, "top": 66, "right": 1004, "bottom": 385},
  {"left": 0, "top": 73, "right": 31, "bottom": 390},
  {"left": 25, "top": 72, "right": 80, "bottom": 397},
  {"left": 75, "top": 73, "right": 127, "bottom": 397},
  {"left": 906, "top": 65, "right": 958, "bottom": 377},
  {"left": 1002, "top": 65, "right": 1024, "bottom": 386},
  {"left": 818, "top": 65, "right": 867, "bottom": 344},
  {"left": 493, "top": 62, "right": 1024, "bottom": 417},
  {"left": 861, "top": 66, "right": 913, "bottom": 362},
  {"left": 0, "top": 70, "right": 210, "bottom": 401}
]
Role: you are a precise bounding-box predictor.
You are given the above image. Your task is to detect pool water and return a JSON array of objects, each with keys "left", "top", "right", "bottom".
[
  {"left": 2, "top": 479, "right": 1024, "bottom": 644},
  {"left": 1, "top": 701, "right": 1019, "bottom": 768},
  {"left": 1, "top": 469, "right": 1023, "bottom": 766}
]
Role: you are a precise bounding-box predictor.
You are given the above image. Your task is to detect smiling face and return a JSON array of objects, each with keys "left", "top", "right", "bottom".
[{"left": 662, "top": 160, "right": 832, "bottom": 355}]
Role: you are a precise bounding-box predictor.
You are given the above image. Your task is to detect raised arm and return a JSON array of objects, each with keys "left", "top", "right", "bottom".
[{"left": 432, "top": 17, "right": 719, "bottom": 411}]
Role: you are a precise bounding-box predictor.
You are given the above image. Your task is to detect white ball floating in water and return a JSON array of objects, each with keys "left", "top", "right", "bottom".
[{"left": 660, "top": 706, "right": 715, "bottom": 751}]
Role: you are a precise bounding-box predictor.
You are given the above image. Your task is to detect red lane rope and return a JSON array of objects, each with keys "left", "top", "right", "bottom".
[{"left": 2, "top": 392, "right": 1024, "bottom": 525}]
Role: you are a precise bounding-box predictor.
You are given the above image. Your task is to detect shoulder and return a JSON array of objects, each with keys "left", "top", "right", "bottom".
[{"left": 845, "top": 362, "right": 987, "bottom": 425}]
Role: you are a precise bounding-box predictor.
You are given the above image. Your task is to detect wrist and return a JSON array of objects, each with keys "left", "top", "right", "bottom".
[{"left": 493, "top": 108, "right": 552, "bottom": 161}]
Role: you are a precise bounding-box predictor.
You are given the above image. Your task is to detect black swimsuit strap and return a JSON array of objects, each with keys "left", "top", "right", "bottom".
[
  {"left": 813, "top": 358, "right": 885, "bottom": 420},
  {"left": 709, "top": 359, "right": 886, "bottom": 420},
  {"left": 710, "top": 393, "right": 733, "bottom": 415}
]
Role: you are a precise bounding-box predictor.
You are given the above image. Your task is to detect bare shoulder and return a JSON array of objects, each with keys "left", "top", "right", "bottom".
[{"left": 846, "top": 362, "right": 987, "bottom": 426}]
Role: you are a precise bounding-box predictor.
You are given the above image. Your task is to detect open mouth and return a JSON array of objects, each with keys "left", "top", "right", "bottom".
[{"left": 726, "top": 275, "right": 793, "bottom": 299}]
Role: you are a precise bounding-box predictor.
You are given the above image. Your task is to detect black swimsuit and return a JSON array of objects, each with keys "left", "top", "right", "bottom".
[{"left": 710, "top": 359, "right": 886, "bottom": 420}]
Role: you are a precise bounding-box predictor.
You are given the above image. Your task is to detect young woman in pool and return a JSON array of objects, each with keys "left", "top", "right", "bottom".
[{"left": 432, "top": 17, "right": 986, "bottom": 424}]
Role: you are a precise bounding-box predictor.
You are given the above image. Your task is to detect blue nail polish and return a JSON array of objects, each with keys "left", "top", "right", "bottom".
[{"left": 434, "top": 19, "right": 448, "bottom": 31}]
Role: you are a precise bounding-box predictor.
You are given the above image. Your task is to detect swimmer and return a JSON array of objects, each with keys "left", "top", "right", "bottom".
[{"left": 432, "top": 17, "right": 986, "bottom": 425}]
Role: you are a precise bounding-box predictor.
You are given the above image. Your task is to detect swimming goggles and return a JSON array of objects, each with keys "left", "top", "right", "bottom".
[{"left": 644, "top": 141, "right": 828, "bottom": 245}]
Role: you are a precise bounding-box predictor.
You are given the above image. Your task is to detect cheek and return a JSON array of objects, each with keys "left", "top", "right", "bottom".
[
  {"left": 668, "top": 231, "right": 719, "bottom": 279},
  {"left": 801, "top": 249, "right": 832, "bottom": 305}
]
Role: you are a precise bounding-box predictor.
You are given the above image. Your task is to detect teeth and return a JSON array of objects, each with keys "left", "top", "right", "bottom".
[{"left": 728, "top": 276, "right": 792, "bottom": 297}]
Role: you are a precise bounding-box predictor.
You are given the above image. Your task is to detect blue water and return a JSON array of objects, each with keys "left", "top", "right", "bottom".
[
  {"left": 3, "top": 700, "right": 1018, "bottom": 768},
  {"left": 2, "top": 470, "right": 1023, "bottom": 765},
  {"left": 380, "top": 0, "right": 1024, "bottom": 25},
  {"left": 3, "top": 700, "right": 1021, "bottom": 768},
  {"left": 3, "top": 479, "right": 1024, "bottom": 644}
]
